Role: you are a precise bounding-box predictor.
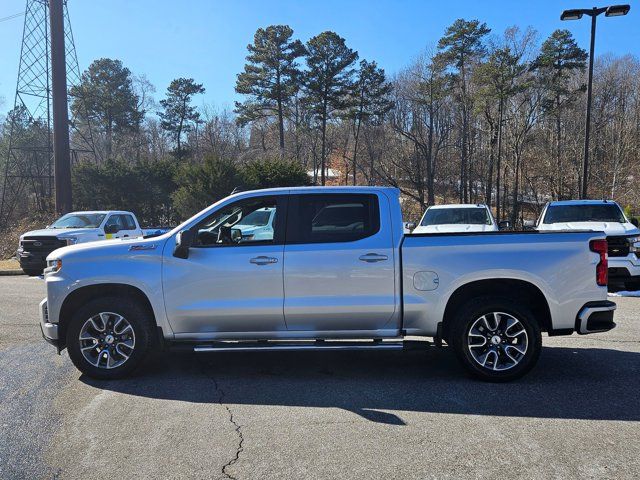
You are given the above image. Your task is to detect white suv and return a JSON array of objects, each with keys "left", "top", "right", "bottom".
[{"left": 535, "top": 200, "right": 640, "bottom": 290}]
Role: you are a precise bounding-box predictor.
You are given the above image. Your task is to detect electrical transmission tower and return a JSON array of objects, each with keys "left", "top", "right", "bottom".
[{"left": 0, "top": 0, "right": 95, "bottom": 229}]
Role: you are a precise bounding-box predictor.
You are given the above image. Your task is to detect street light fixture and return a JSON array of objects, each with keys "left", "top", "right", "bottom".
[{"left": 561, "top": 4, "right": 630, "bottom": 199}]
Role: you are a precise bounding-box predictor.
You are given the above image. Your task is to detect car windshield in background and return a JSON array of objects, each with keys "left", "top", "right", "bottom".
[
  {"left": 50, "top": 213, "right": 106, "bottom": 228},
  {"left": 421, "top": 208, "right": 491, "bottom": 226},
  {"left": 236, "top": 209, "right": 271, "bottom": 227},
  {"left": 543, "top": 205, "right": 625, "bottom": 224}
]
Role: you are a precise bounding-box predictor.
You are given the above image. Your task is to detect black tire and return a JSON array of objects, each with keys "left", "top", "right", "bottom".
[
  {"left": 449, "top": 296, "right": 542, "bottom": 382},
  {"left": 66, "top": 296, "right": 155, "bottom": 379},
  {"left": 22, "top": 268, "right": 43, "bottom": 276}
]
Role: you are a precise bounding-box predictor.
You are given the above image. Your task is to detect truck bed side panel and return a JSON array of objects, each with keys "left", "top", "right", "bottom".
[{"left": 401, "top": 232, "right": 607, "bottom": 336}]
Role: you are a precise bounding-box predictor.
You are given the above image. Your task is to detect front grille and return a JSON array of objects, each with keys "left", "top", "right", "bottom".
[
  {"left": 606, "top": 236, "right": 630, "bottom": 257},
  {"left": 20, "top": 236, "right": 67, "bottom": 253}
]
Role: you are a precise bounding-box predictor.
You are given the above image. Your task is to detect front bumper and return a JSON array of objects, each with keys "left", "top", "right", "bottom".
[
  {"left": 39, "top": 298, "right": 59, "bottom": 348},
  {"left": 575, "top": 300, "right": 616, "bottom": 334},
  {"left": 608, "top": 255, "right": 640, "bottom": 285},
  {"left": 17, "top": 249, "right": 47, "bottom": 272}
]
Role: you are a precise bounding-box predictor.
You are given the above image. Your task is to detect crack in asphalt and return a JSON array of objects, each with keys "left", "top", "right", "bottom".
[{"left": 194, "top": 354, "right": 245, "bottom": 480}]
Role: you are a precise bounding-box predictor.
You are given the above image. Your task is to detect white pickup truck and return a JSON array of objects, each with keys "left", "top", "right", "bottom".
[
  {"left": 412, "top": 204, "right": 501, "bottom": 234},
  {"left": 18, "top": 210, "right": 143, "bottom": 275},
  {"left": 39, "top": 187, "right": 616, "bottom": 382},
  {"left": 534, "top": 200, "right": 640, "bottom": 291}
]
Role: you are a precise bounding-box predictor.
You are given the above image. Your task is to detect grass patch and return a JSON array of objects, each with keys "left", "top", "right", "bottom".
[{"left": 0, "top": 258, "right": 20, "bottom": 270}]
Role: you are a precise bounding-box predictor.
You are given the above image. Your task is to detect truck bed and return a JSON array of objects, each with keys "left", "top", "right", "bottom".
[{"left": 401, "top": 230, "right": 608, "bottom": 336}]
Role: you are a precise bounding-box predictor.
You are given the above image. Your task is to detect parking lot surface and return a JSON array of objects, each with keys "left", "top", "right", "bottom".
[{"left": 0, "top": 276, "right": 639, "bottom": 479}]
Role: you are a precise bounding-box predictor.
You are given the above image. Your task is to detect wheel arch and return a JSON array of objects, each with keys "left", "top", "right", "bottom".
[
  {"left": 58, "top": 283, "right": 157, "bottom": 351},
  {"left": 441, "top": 278, "right": 552, "bottom": 341}
]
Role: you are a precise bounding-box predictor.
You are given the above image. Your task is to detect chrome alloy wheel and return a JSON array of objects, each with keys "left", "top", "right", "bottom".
[
  {"left": 79, "top": 312, "right": 136, "bottom": 369},
  {"left": 467, "top": 312, "right": 529, "bottom": 371}
]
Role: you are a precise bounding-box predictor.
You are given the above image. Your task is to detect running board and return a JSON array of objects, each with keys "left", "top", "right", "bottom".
[{"left": 193, "top": 340, "right": 405, "bottom": 353}]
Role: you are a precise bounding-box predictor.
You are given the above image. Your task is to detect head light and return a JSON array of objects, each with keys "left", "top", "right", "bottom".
[
  {"left": 61, "top": 237, "right": 78, "bottom": 246},
  {"left": 45, "top": 259, "right": 62, "bottom": 274},
  {"left": 629, "top": 236, "right": 640, "bottom": 253}
]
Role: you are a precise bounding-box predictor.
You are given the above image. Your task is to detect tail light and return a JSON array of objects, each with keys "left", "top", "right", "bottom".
[{"left": 590, "top": 239, "right": 608, "bottom": 286}]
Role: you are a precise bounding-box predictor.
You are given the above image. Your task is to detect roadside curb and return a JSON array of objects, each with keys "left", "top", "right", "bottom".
[{"left": 0, "top": 270, "right": 25, "bottom": 276}]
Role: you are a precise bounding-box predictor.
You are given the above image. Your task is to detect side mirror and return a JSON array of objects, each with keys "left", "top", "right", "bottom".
[
  {"left": 522, "top": 219, "right": 536, "bottom": 231},
  {"left": 231, "top": 228, "right": 242, "bottom": 243},
  {"left": 631, "top": 218, "right": 639, "bottom": 228},
  {"left": 405, "top": 222, "right": 417, "bottom": 231},
  {"left": 173, "top": 229, "right": 194, "bottom": 259},
  {"left": 498, "top": 220, "right": 511, "bottom": 231},
  {"left": 104, "top": 224, "right": 119, "bottom": 234}
]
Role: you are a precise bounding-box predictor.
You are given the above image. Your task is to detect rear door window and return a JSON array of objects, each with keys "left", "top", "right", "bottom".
[
  {"left": 287, "top": 194, "right": 380, "bottom": 244},
  {"left": 123, "top": 215, "right": 137, "bottom": 230}
]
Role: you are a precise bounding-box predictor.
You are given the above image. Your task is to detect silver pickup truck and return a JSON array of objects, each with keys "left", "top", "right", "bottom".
[{"left": 39, "top": 187, "right": 615, "bottom": 382}]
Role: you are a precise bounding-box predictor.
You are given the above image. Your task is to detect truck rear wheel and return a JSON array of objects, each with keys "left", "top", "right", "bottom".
[
  {"left": 66, "top": 296, "right": 154, "bottom": 380},
  {"left": 449, "top": 296, "right": 542, "bottom": 382}
]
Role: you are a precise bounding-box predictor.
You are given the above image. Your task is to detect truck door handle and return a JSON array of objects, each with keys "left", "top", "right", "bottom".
[
  {"left": 250, "top": 256, "right": 278, "bottom": 265},
  {"left": 123, "top": 235, "right": 129, "bottom": 238},
  {"left": 359, "top": 253, "right": 388, "bottom": 263}
]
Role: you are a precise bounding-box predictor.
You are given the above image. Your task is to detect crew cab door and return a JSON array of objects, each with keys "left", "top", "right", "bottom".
[
  {"left": 283, "top": 192, "right": 397, "bottom": 333},
  {"left": 103, "top": 214, "right": 126, "bottom": 239},
  {"left": 120, "top": 213, "right": 141, "bottom": 238},
  {"left": 162, "top": 195, "right": 288, "bottom": 336}
]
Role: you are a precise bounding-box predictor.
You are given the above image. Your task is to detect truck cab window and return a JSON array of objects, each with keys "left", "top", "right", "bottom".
[
  {"left": 123, "top": 215, "right": 137, "bottom": 230},
  {"left": 104, "top": 215, "right": 125, "bottom": 232},
  {"left": 287, "top": 194, "right": 379, "bottom": 244},
  {"left": 193, "top": 197, "right": 278, "bottom": 247}
]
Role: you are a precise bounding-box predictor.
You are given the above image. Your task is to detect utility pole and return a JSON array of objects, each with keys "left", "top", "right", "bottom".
[{"left": 49, "top": 0, "right": 72, "bottom": 214}]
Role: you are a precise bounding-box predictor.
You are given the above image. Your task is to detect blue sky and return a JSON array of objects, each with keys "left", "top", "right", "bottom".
[{"left": 0, "top": 0, "right": 638, "bottom": 115}]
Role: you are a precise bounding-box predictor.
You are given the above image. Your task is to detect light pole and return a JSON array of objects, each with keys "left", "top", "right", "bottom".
[{"left": 561, "top": 4, "right": 630, "bottom": 199}]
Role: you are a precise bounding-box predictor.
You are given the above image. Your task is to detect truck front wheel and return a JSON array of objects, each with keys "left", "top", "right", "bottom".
[
  {"left": 66, "top": 296, "right": 155, "bottom": 379},
  {"left": 450, "top": 296, "right": 542, "bottom": 382}
]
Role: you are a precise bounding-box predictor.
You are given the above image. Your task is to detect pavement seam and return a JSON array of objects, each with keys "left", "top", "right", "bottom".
[{"left": 194, "top": 354, "right": 245, "bottom": 480}]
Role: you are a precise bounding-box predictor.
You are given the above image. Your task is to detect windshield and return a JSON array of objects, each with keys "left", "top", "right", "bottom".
[
  {"left": 236, "top": 208, "right": 272, "bottom": 227},
  {"left": 50, "top": 213, "right": 106, "bottom": 229},
  {"left": 421, "top": 207, "right": 492, "bottom": 226},
  {"left": 543, "top": 204, "right": 625, "bottom": 224}
]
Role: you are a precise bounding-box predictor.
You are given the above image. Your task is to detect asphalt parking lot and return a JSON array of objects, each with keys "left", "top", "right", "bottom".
[{"left": 0, "top": 276, "right": 639, "bottom": 479}]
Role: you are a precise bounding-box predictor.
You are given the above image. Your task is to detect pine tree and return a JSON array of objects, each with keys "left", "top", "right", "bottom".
[
  {"left": 70, "top": 58, "right": 143, "bottom": 159},
  {"left": 533, "top": 29, "right": 587, "bottom": 198},
  {"left": 347, "top": 60, "right": 393, "bottom": 185},
  {"left": 474, "top": 27, "right": 533, "bottom": 219},
  {"left": 437, "top": 19, "right": 490, "bottom": 202},
  {"left": 303, "top": 31, "right": 358, "bottom": 185},
  {"left": 235, "top": 25, "right": 306, "bottom": 153},
  {"left": 159, "top": 78, "right": 205, "bottom": 159}
]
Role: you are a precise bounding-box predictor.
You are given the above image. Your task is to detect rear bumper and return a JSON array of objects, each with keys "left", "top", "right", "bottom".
[
  {"left": 39, "top": 298, "right": 59, "bottom": 348},
  {"left": 575, "top": 300, "right": 616, "bottom": 335}
]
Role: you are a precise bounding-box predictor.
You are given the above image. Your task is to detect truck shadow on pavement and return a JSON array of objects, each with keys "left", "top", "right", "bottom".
[{"left": 82, "top": 345, "right": 640, "bottom": 425}]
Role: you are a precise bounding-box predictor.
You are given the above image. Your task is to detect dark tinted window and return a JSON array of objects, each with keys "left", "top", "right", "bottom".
[
  {"left": 123, "top": 215, "right": 137, "bottom": 230},
  {"left": 543, "top": 204, "right": 625, "bottom": 223},
  {"left": 421, "top": 207, "right": 491, "bottom": 226},
  {"left": 288, "top": 194, "right": 379, "bottom": 244},
  {"left": 104, "top": 215, "right": 125, "bottom": 231}
]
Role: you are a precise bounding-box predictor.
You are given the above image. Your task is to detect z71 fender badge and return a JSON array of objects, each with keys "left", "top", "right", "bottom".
[{"left": 129, "top": 244, "right": 157, "bottom": 251}]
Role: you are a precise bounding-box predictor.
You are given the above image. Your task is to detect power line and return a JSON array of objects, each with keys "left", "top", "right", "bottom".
[{"left": 0, "top": 12, "right": 24, "bottom": 23}]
